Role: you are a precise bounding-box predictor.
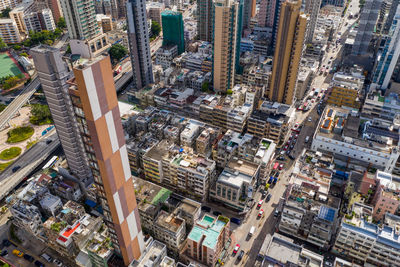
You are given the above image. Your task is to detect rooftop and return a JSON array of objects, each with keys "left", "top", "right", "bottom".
[
  {"left": 156, "top": 210, "right": 184, "bottom": 233},
  {"left": 187, "top": 215, "right": 228, "bottom": 249}
]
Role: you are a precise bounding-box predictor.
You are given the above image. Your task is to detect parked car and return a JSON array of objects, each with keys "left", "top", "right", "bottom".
[
  {"left": 2, "top": 239, "right": 11, "bottom": 247},
  {"left": 34, "top": 260, "right": 45, "bottom": 267},
  {"left": 233, "top": 244, "right": 240, "bottom": 254},
  {"left": 41, "top": 253, "right": 53, "bottom": 263},
  {"left": 230, "top": 217, "right": 241, "bottom": 225},
  {"left": 258, "top": 209, "right": 264, "bottom": 218},
  {"left": 13, "top": 249, "right": 24, "bottom": 258},
  {"left": 0, "top": 250, "right": 8, "bottom": 257},
  {"left": 53, "top": 259, "right": 63, "bottom": 267},
  {"left": 238, "top": 250, "right": 245, "bottom": 261},
  {"left": 24, "top": 254, "right": 35, "bottom": 262},
  {"left": 201, "top": 206, "right": 211, "bottom": 212},
  {"left": 278, "top": 164, "right": 284, "bottom": 170},
  {"left": 212, "top": 211, "right": 222, "bottom": 217},
  {"left": 274, "top": 209, "right": 280, "bottom": 217},
  {"left": 257, "top": 200, "right": 263, "bottom": 208},
  {"left": 266, "top": 194, "right": 272, "bottom": 202}
]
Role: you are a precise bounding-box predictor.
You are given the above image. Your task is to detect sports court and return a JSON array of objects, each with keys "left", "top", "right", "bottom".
[{"left": 0, "top": 53, "right": 22, "bottom": 79}]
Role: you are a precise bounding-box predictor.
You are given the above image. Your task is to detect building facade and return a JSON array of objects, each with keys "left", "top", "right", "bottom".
[
  {"left": 212, "top": 0, "right": 239, "bottom": 92},
  {"left": 161, "top": 11, "right": 185, "bottom": 55},
  {"left": 0, "top": 18, "right": 21, "bottom": 43},
  {"left": 31, "top": 46, "right": 93, "bottom": 186},
  {"left": 268, "top": 0, "right": 307, "bottom": 105},
  {"left": 197, "top": 0, "right": 213, "bottom": 42},
  {"left": 68, "top": 55, "right": 145, "bottom": 265},
  {"left": 126, "top": 0, "right": 154, "bottom": 90},
  {"left": 304, "top": 0, "right": 321, "bottom": 43}
]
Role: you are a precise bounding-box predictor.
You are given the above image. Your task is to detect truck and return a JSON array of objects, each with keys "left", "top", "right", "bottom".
[{"left": 249, "top": 226, "right": 256, "bottom": 237}]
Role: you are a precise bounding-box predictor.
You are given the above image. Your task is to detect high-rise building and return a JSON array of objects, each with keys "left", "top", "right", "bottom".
[
  {"left": 68, "top": 54, "right": 145, "bottom": 265},
  {"left": 213, "top": 0, "right": 239, "bottom": 92},
  {"left": 268, "top": 0, "right": 307, "bottom": 105},
  {"left": 197, "top": 0, "right": 213, "bottom": 42},
  {"left": 45, "top": 0, "right": 63, "bottom": 22},
  {"left": 372, "top": 5, "right": 400, "bottom": 89},
  {"left": 242, "top": 0, "right": 256, "bottom": 33},
  {"left": 161, "top": 10, "right": 185, "bottom": 55},
  {"left": 31, "top": 46, "right": 93, "bottom": 186},
  {"left": 126, "top": 0, "right": 154, "bottom": 90},
  {"left": 304, "top": 0, "right": 321, "bottom": 43},
  {"left": 60, "top": 0, "right": 100, "bottom": 40},
  {"left": 352, "top": 0, "right": 383, "bottom": 55},
  {"left": 258, "top": 0, "right": 277, "bottom": 28},
  {"left": 0, "top": 0, "right": 21, "bottom": 12},
  {"left": 0, "top": 18, "right": 21, "bottom": 43}
]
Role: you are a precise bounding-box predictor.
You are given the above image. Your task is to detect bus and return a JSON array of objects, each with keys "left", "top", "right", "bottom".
[{"left": 42, "top": 156, "right": 59, "bottom": 170}]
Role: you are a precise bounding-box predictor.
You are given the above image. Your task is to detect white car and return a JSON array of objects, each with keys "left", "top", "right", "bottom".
[{"left": 53, "top": 259, "right": 63, "bottom": 267}]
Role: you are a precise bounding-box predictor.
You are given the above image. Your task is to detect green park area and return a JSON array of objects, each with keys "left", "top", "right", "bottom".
[
  {"left": 7, "top": 126, "right": 34, "bottom": 143},
  {"left": 0, "top": 147, "right": 21, "bottom": 160}
]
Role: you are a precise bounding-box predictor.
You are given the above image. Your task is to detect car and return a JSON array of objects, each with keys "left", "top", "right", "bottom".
[
  {"left": 53, "top": 259, "right": 63, "bottom": 266},
  {"left": 290, "top": 144, "right": 294, "bottom": 149},
  {"left": 2, "top": 239, "right": 10, "bottom": 247},
  {"left": 34, "top": 260, "right": 45, "bottom": 267},
  {"left": 40, "top": 253, "right": 53, "bottom": 263},
  {"left": 261, "top": 191, "right": 267, "bottom": 198},
  {"left": 278, "top": 156, "right": 286, "bottom": 161},
  {"left": 330, "top": 56, "right": 333, "bottom": 59},
  {"left": 13, "top": 249, "right": 23, "bottom": 258},
  {"left": 266, "top": 194, "right": 272, "bottom": 202},
  {"left": 295, "top": 134, "right": 299, "bottom": 139},
  {"left": 230, "top": 217, "right": 241, "bottom": 224},
  {"left": 308, "top": 116, "right": 312, "bottom": 122},
  {"left": 257, "top": 200, "right": 263, "bottom": 208},
  {"left": 325, "top": 262, "right": 333, "bottom": 267},
  {"left": 46, "top": 139, "right": 52, "bottom": 144},
  {"left": 12, "top": 166, "right": 21, "bottom": 173},
  {"left": 212, "top": 211, "right": 222, "bottom": 216},
  {"left": 258, "top": 209, "right": 264, "bottom": 218},
  {"left": 274, "top": 209, "right": 280, "bottom": 217},
  {"left": 233, "top": 244, "right": 240, "bottom": 254},
  {"left": 289, "top": 154, "right": 296, "bottom": 160},
  {"left": 24, "top": 254, "right": 35, "bottom": 262},
  {"left": 201, "top": 206, "right": 211, "bottom": 212},
  {"left": 278, "top": 164, "right": 284, "bottom": 170},
  {"left": 283, "top": 145, "right": 288, "bottom": 151},
  {"left": 311, "top": 99, "right": 315, "bottom": 103},
  {"left": 305, "top": 136, "right": 310, "bottom": 143},
  {"left": 237, "top": 250, "right": 245, "bottom": 261},
  {"left": 0, "top": 250, "right": 8, "bottom": 256}
]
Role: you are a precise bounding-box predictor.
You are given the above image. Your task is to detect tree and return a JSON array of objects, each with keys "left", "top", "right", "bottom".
[
  {"left": 151, "top": 21, "right": 161, "bottom": 37},
  {"left": 30, "top": 104, "right": 52, "bottom": 124},
  {"left": 13, "top": 45, "right": 21, "bottom": 51},
  {"left": 0, "top": 7, "right": 11, "bottom": 18},
  {"left": 0, "top": 37, "right": 6, "bottom": 50},
  {"left": 3, "top": 76, "right": 20, "bottom": 89},
  {"left": 201, "top": 81, "right": 210, "bottom": 92},
  {"left": 109, "top": 44, "right": 128, "bottom": 62},
  {"left": 57, "top": 17, "right": 66, "bottom": 29},
  {"left": 19, "top": 52, "right": 28, "bottom": 57}
]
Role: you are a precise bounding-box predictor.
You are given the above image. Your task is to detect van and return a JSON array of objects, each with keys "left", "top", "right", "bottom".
[
  {"left": 249, "top": 226, "right": 255, "bottom": 237},
  {"left": 41, "top": 253, "right": 53, "bottom": 263},
  {"left": 305, "top": 136, "right": 310, "bottom": 143},
  {"left": 13, "top": 249, "right": 23, "bottom": 257}
]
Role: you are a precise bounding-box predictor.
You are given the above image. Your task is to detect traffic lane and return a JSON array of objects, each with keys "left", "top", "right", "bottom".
[{"left": 292, "top": 107, "right": 320, "bottom": 158}]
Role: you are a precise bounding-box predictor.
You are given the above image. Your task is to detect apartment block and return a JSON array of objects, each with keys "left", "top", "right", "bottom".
[
  {"left": 9, "top": 1, "right": 35, "bottom": 35},
  {"left": 0, "top": 18, "right": 21, "bottom": 43},
  {"left": 96, "top": 14, "right": 113, "bottom": 32},
  {"left": 371, "top": 174, "right": 400, "bottom": 221},
  {"left": 67, "top": 54, "right": 144, "bottom": 264},
  {"left": 333, "top": 209, "right": 400, "bottom": 266},
  {"left": 0, "top": 0, "right": 21, "bottom": 12},
  {"left": 210, "top": 159, "right": 260, "bottom": 211},
  {"left": 186, "top": 215, "right": 230, "bottom": 266},
  {"left": 278, "top": 183, "right": 340, "bottom": 249},
  {"left": 156, "top": 45, "right": 178, "bottom": 69},
  {"left": 327, "top": 70, "right": 365, "bottom": 109},
  {"left": 311, "top": 106, "right": 400, "bottom": 175},
  {"left": 146, "top": 2, "right": 165, "bottom": 26},
  {"left": 268, "top": 0, "right": 307, "bottom": 105},
  {"left": 85, "top": 225, "right": 114, "bottom": 267},
  {"left": 11, "top": 200, "right": 43, "bottom": 237},
  {"left": 212, "top": 130, "right": 258, "bottom": 169},
  {"left": 247, "top": 101, "right": 291, "bottom": 143},
  {"left": 362, "top": 89, "right": 400, "bottom": 122}
]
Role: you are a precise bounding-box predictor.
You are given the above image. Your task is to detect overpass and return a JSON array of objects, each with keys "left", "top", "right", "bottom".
[
  {"left": 0, "top": 75, "right": 40, "bottom": 130},
  {"left": 0, "top": 133, "right": 60, "bottom": 200}
]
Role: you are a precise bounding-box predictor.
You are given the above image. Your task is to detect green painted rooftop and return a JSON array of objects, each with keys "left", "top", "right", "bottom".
[{"left": 187, "top": 216, "right": 227, "bottom": 249}]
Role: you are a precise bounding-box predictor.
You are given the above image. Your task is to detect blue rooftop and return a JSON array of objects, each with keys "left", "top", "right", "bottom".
[{"left": 318, "top": 206, "right": 336, "bottom": 222}]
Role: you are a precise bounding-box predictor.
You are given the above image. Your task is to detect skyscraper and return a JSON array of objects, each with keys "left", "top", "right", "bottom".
[
  {"left": 126, "top": 0, "right": 154, "bottom": 90},
  {"left": 268, "top": 0, "right": 307, "bottom": 105},
  {"left": 197, "top": 0, "right": 213, "bottom": 42},
  {"left": 212, "top": 0, "right": 239, "bottom": 92},
  {"left": 31, "top": 46, "right": 93, "bottom": 186},
  {"left": 59, "top": 0, "right": 100, "bottom": 40},
  {"left": 304, "top": 0, "right": 321, "bottom": 43},
  {"left": 352, "top": 0, "right": 383, "bottom": 55},
  {"left": 372, "top": 4, "right": 400, "bottom": 89},
  {"left": 258, "top": 0, "right": 278, "bottom": 28},
  {"left": 69, "top": 54, "right": 145, "bottom": 265},
  {"left": 242, "top": 0, "right": 256, "bottom": 32},
  {"left": 162, "top": 10, "right": 185, "bottom": 55}
]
